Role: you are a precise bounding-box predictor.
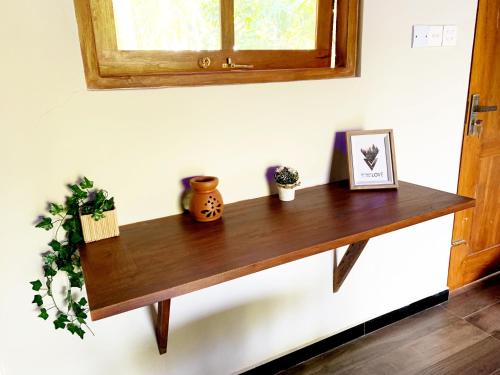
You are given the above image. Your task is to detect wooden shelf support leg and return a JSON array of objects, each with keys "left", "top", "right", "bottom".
[
  {"left": 156, "top": 299, "right": 171, "bottom": 355},
  {"left": 333, "top": 239, "right": 369, "bottom": 292}
]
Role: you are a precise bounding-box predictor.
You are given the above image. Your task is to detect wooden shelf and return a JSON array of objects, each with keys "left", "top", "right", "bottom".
[{"left": 80, "top": 181, "right": 474, "bottom": 354}]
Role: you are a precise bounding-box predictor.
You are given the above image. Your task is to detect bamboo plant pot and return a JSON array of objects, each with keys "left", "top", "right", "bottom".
[{"left": 80, "top": 209, "right": 120, "bottom": 243}]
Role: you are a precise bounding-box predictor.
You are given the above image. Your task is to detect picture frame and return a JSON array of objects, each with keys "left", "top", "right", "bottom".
[{"left": 346, "top": 129, "right": 399, "bottom": 190}]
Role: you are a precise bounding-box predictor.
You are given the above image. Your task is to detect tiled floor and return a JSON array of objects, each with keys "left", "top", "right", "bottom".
[{"left": 282, "top": 272, "right": 500, "bottom": 375}]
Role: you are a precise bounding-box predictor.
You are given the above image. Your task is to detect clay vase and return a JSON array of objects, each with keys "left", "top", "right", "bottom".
[{"left": 189, "top": 176, "right": 224, "bottom": 222}]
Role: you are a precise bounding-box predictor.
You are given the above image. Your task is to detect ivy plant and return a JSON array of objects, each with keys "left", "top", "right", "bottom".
[{"left": 30, "top": 177, "right": 115, "bottom": 339}]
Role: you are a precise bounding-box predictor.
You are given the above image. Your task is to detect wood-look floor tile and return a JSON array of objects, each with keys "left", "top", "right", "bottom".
[
  {"left": 336, "top": 317, "right": 489, "bottom": 375},
  {"left": 282, "top": 275, "right": 500, "bottom": 375},
  {"left": 442, "top": 273, "right": 500, "bottom": 318},
  {"left": 418, "top": 336, "right": 500, "bottom": 375},
  {"left": 466, "top": 302, "right": 500, "bottom": 339},
  {"left": 281, "top": 306, "right": 460, "bottom": 375}
]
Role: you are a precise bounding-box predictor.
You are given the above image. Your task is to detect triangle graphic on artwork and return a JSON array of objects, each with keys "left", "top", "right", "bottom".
[
  {"left": 364, "top": 158, "right": 378, "bottom": 171},
  {"left": 360, "top": 144, "right": 380, "bottom": 171}
]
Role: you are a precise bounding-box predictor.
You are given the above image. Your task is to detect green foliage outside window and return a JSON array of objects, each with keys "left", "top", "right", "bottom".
[{"left": 112, "top": 0, "right": 317, "bottom": 51}]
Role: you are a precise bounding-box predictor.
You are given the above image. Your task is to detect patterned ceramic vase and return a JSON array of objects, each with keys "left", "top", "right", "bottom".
[{"left": 189, "top": 176, "right": 224, "bottom": 222}]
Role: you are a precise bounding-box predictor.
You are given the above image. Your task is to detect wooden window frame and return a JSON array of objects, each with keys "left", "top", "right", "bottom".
[{"left": 74, "top": 0, "right": 360, "bottom": 89}]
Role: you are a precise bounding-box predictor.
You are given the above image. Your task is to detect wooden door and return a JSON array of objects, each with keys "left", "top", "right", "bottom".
[{"left": 448, "top": 0, "right": 500, "bottom": 289}]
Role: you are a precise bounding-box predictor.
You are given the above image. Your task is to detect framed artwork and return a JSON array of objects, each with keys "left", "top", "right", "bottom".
[{"left": 346, "top": 129, "right": 398, "bottom": 190}]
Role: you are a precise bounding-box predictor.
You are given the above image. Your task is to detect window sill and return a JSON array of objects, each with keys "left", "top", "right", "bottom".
[{"left": 84, "top": 67, "right": 358, "bottom": 89}]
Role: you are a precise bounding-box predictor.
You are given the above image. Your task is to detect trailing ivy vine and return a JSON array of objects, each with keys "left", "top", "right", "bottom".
[{"left": 30, "top": 177, "right": 115, "bottom": 339}]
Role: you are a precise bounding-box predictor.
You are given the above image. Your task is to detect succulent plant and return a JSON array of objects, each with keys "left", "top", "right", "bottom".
[{"left": 274, "top": 166, "right": 300, "bottom": 188}]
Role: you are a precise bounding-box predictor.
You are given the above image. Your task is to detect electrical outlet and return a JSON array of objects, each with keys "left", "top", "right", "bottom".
[
  {"left": 412, "top": 25, "right": 444, "bottom": 48},
  {"left": 428, "top": 25, "right": 444, "bottom": 47},
  {"left": 413, "top": 25, "right": 430, "bottom": 48},
  {"left": 442, "top": 25, "right": 458, "bottom": 46}
]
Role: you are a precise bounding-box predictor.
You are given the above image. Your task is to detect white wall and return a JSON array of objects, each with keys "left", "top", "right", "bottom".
[{"left": 0, "top": 1, "right": 477, "bottom": 374}]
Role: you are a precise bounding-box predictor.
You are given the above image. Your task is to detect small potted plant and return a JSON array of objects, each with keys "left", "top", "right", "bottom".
[
  {"left": 79, "top": 185, "right": 119, "bottom": 243},
  {"left": 274, "top": 166, "right": 301, "bottom": 201},
  {"left": 30, "top": 177, "right": 118, "bottom": 339}
]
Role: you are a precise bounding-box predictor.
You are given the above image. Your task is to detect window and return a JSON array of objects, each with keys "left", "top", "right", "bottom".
[{"left": 74, "top": 0, "right": 360, "bottom": 88}]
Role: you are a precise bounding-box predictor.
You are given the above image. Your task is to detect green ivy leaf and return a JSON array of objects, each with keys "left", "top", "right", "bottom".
[
  {"left": 32, "top": 294, "right": 43, "bottom": 306},
  {"left": 69, "top": 231, "right": 83, "bottom": 245},
  {"left": 35, "top": 217, "right": 53, "bottom": 231},
  {"left": 54, "top": 319, "right": 66, "bottom": 330},
  {"left": 49, "top": 203, "right": 64, "bottom": 216},
  {"left": 56, "top": 258, "right": 69, "bottom": 271},
  {"left": 60, "top": 263, "right": 74, "bottom": 274},
  {"left": 94, "top": 190, "right": 106, "bottom": 207},
  {"left": 30, "top": 280, "right": 43, "bottom": 291},
  {"left": 78, "top": 297, "right": 87, "bottom": 306},
  {"left": 60, "top": 314, "right": 69, "bottom": 322},
  {"left": 54, "top": 314, "right": 70, "bottom": 328},
  {"left": 72, "top": 302, "right": 88, "bottom": 319},
  {"left": 38, "top": 308, "right": 49, "bottom": 320},
  {"left": 48, "top": 239, "right": 62, "bottom": 252},
  {"left": 42, "top": 253, "right": 56, "bottom": 265},
  {"left": 75, "top": 326, "right": 86, "bottom": 339},
  {"left": 69, "top": 184, "right": 88, "bottom": 200},
  {"left": 103, "top": 197, "right": 115, "bottom": 212},
  {"left": 62, "top": 217, "right": 79, "bottom": 233},
  {"left": 67, "top": 323, "right": 78, "bottom": 335},
  {"left": 69, "top": 272, "right": 84, "bottom": 289},
  {"left": 65, "top": 196, "right": 80, "bottom": 216},
  {"left": 61, "top": 246, "right": 73, "bottom": 259},
  {"left": 77, "top": 317, "right": 86, "bottom": 324},
  {"left": 43, "top": 265, "right": 57, "bottom": 277},
  {"left": 79, "top": 177, "right": 94, "bottom": 190}
]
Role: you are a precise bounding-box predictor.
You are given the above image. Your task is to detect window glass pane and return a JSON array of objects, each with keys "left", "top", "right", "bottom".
[
  {"left": 234, "top": 0, "right": 317, "bottom": 50},
  {"left": 112, "top": 0, "right": 221, "bottom": 51}
]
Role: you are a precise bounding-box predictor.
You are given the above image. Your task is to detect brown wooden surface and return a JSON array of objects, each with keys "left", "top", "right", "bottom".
[
  {"left": 449, "top": 0, "right": 500, "bottom": 289},
  {"left": 97, "top": 50, "right": 332, "bottom": 76},
  {"left": 73, "top": 0, "right": 360, "bottom": 88},
  {"left": 333, "top": 239, "right": 369, "bottom": 292},
  {"left": 221, "top": 0, "right": 235, "bottom": 51},
  {"left": 156, "top": 299, "right": 170, "bottom": 355},
  {"left": 316, "top": 0, "right": 335, "bottom": 51},
  {"left": 283, "top": 273, "right": 500, "bottom": 375},
  {"left": 80, "top": 181, "right": 473, "bottom": 321}
]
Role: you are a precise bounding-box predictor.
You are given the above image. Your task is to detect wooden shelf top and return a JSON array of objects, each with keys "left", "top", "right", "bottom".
[{"left": 80, "top": 181, "right": 474, "bottom": 320}]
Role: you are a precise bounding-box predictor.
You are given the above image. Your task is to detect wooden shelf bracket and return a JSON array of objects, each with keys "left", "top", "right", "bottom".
[
  {"left": 333, "top": 239, "right": 369, "bottom": 292},
  {"left": 156, "top": 299, "right": 171, "bottom": 354}
]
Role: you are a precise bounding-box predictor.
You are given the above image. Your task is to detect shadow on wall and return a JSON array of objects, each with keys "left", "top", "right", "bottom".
[
  {"left": 265, "top": 166, "right": 280, "bottom": 196},
  {"left": 180, "top": 176, "right": 197, "bottom": 212},
  {"left": 139, "top": 290, "right": 316, "bottom": 374},
  {"left": 329, "top": 131, "right": 349, "bottom": 183}
]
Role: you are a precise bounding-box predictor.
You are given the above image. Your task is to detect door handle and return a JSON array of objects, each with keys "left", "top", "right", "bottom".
[
  {"left": 468, "top": 94, "right": 498, "bottom": 136},
  {"left": 475, "top": 105, "right": 498, "bottom": 112}
]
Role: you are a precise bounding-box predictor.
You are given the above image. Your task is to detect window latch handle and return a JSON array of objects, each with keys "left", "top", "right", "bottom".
[{"left": 222, "top": 58, "right": 254, "bottom": 69}]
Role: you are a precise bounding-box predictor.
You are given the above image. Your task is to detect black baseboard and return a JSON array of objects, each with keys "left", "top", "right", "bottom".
[{"left": 242, "top": 290, "right": 449, "bottom": 374}]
